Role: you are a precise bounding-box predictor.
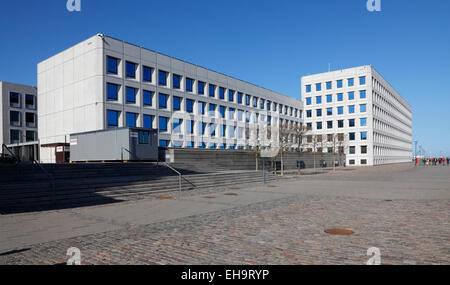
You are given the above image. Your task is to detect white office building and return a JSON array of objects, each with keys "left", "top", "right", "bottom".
[
  {"left": 37, "top": 34, "right": 303, "bottom": 163},
  {"left": 301, "top": 66, "right": 412, "bottom": 166}
]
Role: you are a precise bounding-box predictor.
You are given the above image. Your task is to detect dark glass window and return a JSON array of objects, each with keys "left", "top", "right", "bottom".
[
  {"left": 349, "top": 132, "right": 355, "bottom": 141},
  {"left": 316, "top": 122, "right": 322, "bottom": 130},
  {"left": 143, "top": 114, "right": 154, "bottom": 129},
  {"left": 327, "top": 121, "right": 333, "bottom": 129},
  {"left": 327, "top": 107, "right": 332, "bottom": 116},
  {"left": 138, "top": 131, "right": 150, "bottom": 144},
  {"left": 187, "top": 120, "right": 194, "bottom": 134},
  {"left": 199, "top": 122, "right": 207, "bottom": 135},
  {"left": 107, "top": 83, "right": 119, "bottom": 101},
  {"left": 338, "top": 120, "right": 344, "bottom": 128},
  {"left": 126, "top": 61, "right": 136, "bottom": 78},
  {"left": 228, "top": 90, "right": 234, "bottom": 102},
  {"left": 143, "top": 66, "right": 152, "bottom": 82},
  {"left": 158, "top": 70, "right": 167, "bottom": 86},
  {"left": 186, "top": 78, "right": 193, "bottom": 92},
  {"left": 25, "top": 112, "right": 36, "bottom": 127},
  {"left": 349, "top": 146, "right": 356, "bottom": 154},
  {"left": 10, "top": 92, "right": 20, "bottom": 108},
  {"left": 10, "top": 130, "right": 21, "bottom": 144},
  {"left": 159, "top": 116, "right": 168, "bottom": 131},
  {"left": 209, "top": 103, "right": 216, "bottom": 116},
  {"left": 143, "top": 90, "right": 153, "bottom": 106},
  {"left": 337, "top": 93, "right": 343, "bottom": 101},
  {"left": 260, "top": 99, "right": 265, "bottom": 110},
  {"left": 107, "top": 110, "right": 119, "bottom": 127},
  {"left": 107, "top": 56, "right": 118, "bottom": 74},
  {"left": 126, "top": 87, "right": 136, "bottom": 103},
  {"left": 159, "top": 93, "right": 168, "bottom": 109},
  {"left": 186, "top": 99, "right": 194, "bottom": 113},
  {"left": 337, "top": 106, "right": 344, "bottom": 115},
  {"left": 126, "top": 112, "right": 137, "bottom": 127},
  {"left": 25, "top": 94, "right": 36, "bottom": 109},
  {"left": 159, "top": 140, "right": 169, "bottom": 147},
  {"left": 326, "top": 94, "right": 332, "bottom": 103},
  {"left": 348, "top": 105, "right": 355, "bottom": 114},
  {"left": 349, "top": 119, "right": 355, "bottom": 127},
  {"left": 253, "top": 97, "right": 258, "bottom": 108},
  {"left": 209, "top": 84, "right": 216, "bottom": 97},
  {"left": 173, "top": 96, "right": 182, "bottom": 111},
  {"left": 306, "top": 110, "right": 312, "bottom": 118},
  {"left": 219, "top": 106, "right": 226, "bottom": 118},
  {"left": 245, "top": 95, "right": 251, "bottom": 106},
  {"left": 210, "top": 123, "right": 216, "bottom": 137},
  {"left": 173, "top": 74, "right": 181, "bottom": 89},
  {"left": 237, "top": 92, "right": 243, "bottom": 104},
  {"left": 316, "top": 109, "right": 322, "bottom": 117},
  {"left": 26, "top": 131, "right": 35, "bottom": 142},
  {"left": 219, "top": 87, "right": 225, "bottom": 99},
  {"left": 316, "top": 96, "right": 322, "bottom": 104},
  {"left": 198, "top": 81, "right": 205, "bottom": 95},
  {"left": 10, "top": 111, "right": 21, "bottom": 126},
  {"left": 306, "top": 97, "right": 312, "bottom": 105}
]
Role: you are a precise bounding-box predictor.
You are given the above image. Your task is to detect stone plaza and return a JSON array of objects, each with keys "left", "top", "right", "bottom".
[{"left": 1, "top": 163, "right": 449, "bottom": 265}]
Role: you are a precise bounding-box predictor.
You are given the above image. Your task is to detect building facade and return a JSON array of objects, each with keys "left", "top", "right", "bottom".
[
  {"left": 301, "top": 65, "right": 412, "bottom": 166},
  {"left": 38, "top": 34, "right": 303, "bottom": 163}
]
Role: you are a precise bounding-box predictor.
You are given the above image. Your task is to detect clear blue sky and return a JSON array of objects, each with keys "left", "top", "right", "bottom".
[{"left": 0, "top": 0, "right": 449, "bottom": 156}]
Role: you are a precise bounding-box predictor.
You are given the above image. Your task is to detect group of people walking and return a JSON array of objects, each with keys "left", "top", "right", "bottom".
[{"left": 415, "top": 157, "right": 449, "bottom": 166}]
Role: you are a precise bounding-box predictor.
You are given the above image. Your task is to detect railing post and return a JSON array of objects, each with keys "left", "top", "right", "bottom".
[{"left": 179, "top": 174, "right": 182, "bottom": 193}]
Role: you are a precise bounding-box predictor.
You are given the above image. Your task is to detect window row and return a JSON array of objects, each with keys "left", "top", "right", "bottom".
[
  {"left": 9, "top": 129, "right": 36, "bottom": 144},
  {"left": 305, "top": 76, "right": 366, "bottom": 93},
  {"left": 305, "top": 90, "right": 366, "bottom": 105},
  {"left": 305, "top": 118, "right": 367, "bottom": 130},
  {"left": 305, "top": 104, "right": 367, "bottom": 117},
  {"left": 9, "top": 111, "right": 37, "bottom": 128},
  {"left": 9, "top": 92, "right": 36, "bottom": 110}
]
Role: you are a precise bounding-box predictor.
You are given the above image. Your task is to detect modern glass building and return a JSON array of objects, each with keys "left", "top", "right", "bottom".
[
  {"left": 37, "top": 34, "right": 303, "bottom": 163},
  {"left": 301, "top": 65, "right": 412, "bottom": 166}
]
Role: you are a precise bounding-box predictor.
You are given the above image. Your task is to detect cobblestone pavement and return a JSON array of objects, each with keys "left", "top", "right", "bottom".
[{"left": 1, "top": 163, "right": 449, "bottom": 265}]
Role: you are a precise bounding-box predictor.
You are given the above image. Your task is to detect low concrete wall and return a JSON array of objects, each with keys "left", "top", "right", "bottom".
[{"left": 162, "top": 148, "right": 346, "bottom": 171}]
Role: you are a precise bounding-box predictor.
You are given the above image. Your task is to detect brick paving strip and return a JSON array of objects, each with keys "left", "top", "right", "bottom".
[{"left": 1, "top": 163, "right": 449, "bottom": 265}]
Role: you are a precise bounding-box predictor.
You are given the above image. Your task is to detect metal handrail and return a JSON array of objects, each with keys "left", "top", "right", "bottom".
[
  {"left": 161, "top": 162, "right": 197, "bottom": 192},
  {"left": 121, "top": 147, "right": 132, "bottom": 161},
  {"left": 2, "top": 144, "right": 19, "bottom": 162},
  {"left": 32, "top": 160, "right": 56, "bottom": 203}
]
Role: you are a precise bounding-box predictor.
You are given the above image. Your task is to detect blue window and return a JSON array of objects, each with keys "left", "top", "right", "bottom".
[
  {"left": 337, "top": 93, "right": 343, "bottom": 101},
  {"left": 337, "top": 106, "right": 344, "bottom": 115},
  {"left": 159, "top": 93, "right": 168, "bottom": 109},
  {"left": 173, "top": 74, "right": 181, "bottom": 89},
  {"left": 307, "top": 123, "right": 312, "bottom": 129},
  {"left": 349, "top": 132, "right": 355, "bottom": 141},
  {"left": 186, "top": 99, "right": 194, "bottom": 113},
  {"left": 306, "top": 110, "right": 312, "bottom": 118},
  {"left": 219, "top": 87, "right": 225, "bottom": 99},
  {"left": 220, "top": 125, "right": 226, "bottom": 137},
  {"left": 107, "top": 56, "right": 118, "bottom": 74},
  {"left": 186, "top": 120, "right": 194, "bottom": 134},
  {"left": 158, "top": 70, "right": 167, "bottom": 86},
  {"left": 360, "top": 104, "right": 367, "bottom": 113},
  {"left": 228, "top": 90, "right": 234, "bottom": 102},
  {"left": 306, "top": 85, "right": 311, "bottom": 93},
  {"left": 348, "top": 91, "right": 355, "bottom": 100},
  {"left": 210, "top": 123, "right": 216, "bottom": 137},
  {"left": 348, "top": 78, "right": 354, "bottom": 87},
  {"left": 327, "top": 121, "right": 333, "bottom": 129},
  {"left": 143, "top": 114, "right": 154, "bottom": 129},
  {"left": 349, "top": 119, "right": 355, "bottom": 127},
  {"left": 360, "top": 90, "right": 367, "bottom": 99},
  {"left": 199, "top": 142, "right": 206, "bottom": 149},
  {"left": 337, "top": 80, "right": 343, "bottom": 88},
  {"left": 107, "top": 83, "right": 119, "bottom": 101},
  {"left": 138, "top": 131, "right": 149, "bottom": 144},
  {"left": 326, "top": 94, "right": 332, "bottom": 103},
  {"left": 209, "top": 84, "right": 215, "bottom": 97},
  {"left": 260, "top": 99, "right": 265, "bottom": 110},
  {"left": 219, "top": 106, "right": 226, "bottom": 118},
  {"left": 253, "top": 97, "right": 258, "bottom": 108},
  {"left": 198, "top": 101, "right": 206, "bottom": 115},
  {"left": 228, "top": 108, "right": 235, "bottom": 119},
  {"left": 245, "top": 95, "right": 251, "bottom": 106},
  {"left": 173, "top": 96, "right": 182, "bottom": 111},
  {"left": 360, "top": 118, "right": 367, "bottom": 127},
  {"left": 316, "top": 122, "right": 322, "bottom": 130},
  {"left": 209, "top": 143, "right": 216, "bottom": 149},
  {"left": 173, "top": 119, "right": 182, "bottom": 133},
  {"left": 237, "top": 92, "right": 243, "bottom": 104},
  {"left": 126, "top": 87, "right": 136, "bottom": 103},
  {"left": 209, "top": 103, "right": 216, "bottom": 116},
  {"left": 316, "top": 83, "right": 322, "bottom": 91},
  {"left": 348, "top": 105, "right": 355, "bottom": 114},
  {"left": 359, "top": 76, "right": 366, "bottom": 85},
  {"left": 267, "top": 101, "right": 271, "bottom": 111},
  {"left": 316, "top": 96, "right": 322, "bottom": 104},
  {"left": 316, "top": 109, "right": 322, "bottom": 117},
  {"left": 126, "top": 112, "right": 137, "bottom": 127},
  {"left": 199, "top": 122, "right": 207, "bottom": 135},
  {"left": 361, "top": 131, "right": 367, "bottom": 140},
  {"left": 306, "top": 97, "right": 312, "bottom": 105},
  {"left": 107, "top": 110, "right": 119, "bottom": 127},
  {"left": 338, "top": 120, "right": 344, "bottom": 128},
  {"left": 159, "top": 140, "right": 169, "bottom": 147},
  {"left": 245, "top": 111, "right": 250, "bottom": 122},
  {"left": 327, "top": 107, "right": 332, "bottom": 116},
  {"left": 186, "top": 78, "right": 193, "bottom": 92},
  {"left": 143, "top": 90, "right": 153, "bottom": 106},
  {"left": 229, "top": 126, "right": 235, "bottom": 138},
  {"left": 186, "top": 141, "right": 194, "bottom": 148},
  {"left": 238, "top": 110, "right": 243, "bottom": 121},
  {"left": 326, "top": 81, "right": 332, "bottom": 90},
  {"left": 143, "top": 66, "right": 152, "bottom": 82},
  {"left": 198, "top": 81, "right": 205, "bottom": 95},
  {"left": 126, "top": 61, "right": 136, "bottom": 78}
]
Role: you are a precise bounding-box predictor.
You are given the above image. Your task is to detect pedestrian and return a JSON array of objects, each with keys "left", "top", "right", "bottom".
[
  {"left": 447, "top": 157, "right": 449, "bottom": 166},
  {"left": 415, "top": 157, "right": 418, "bottom": 166}
]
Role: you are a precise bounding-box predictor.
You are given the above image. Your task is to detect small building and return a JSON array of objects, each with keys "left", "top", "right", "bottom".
[{"left": 70, "top": 127, "right": 158, "bottom": 162}]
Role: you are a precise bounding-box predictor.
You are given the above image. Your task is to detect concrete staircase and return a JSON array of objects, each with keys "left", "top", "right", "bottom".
[{"left": 0, "top": 162, "right": 277, "bottom": 214}]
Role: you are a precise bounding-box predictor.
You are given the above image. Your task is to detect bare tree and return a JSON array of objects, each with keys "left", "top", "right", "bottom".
[
  {"left": 292, "top": 124, "right": 310, "bottom": 174},
  {"left": 278, "top": 121, "right": 292, "bottom": 176},
  {"left": 336, "top": 133, "right": 347, "bottom": 167}
]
